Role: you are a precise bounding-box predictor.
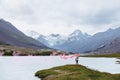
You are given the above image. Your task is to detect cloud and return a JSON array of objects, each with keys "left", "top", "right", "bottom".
[
  {"left": 0, "top": 0, "right": 120, "bottom": 35},
  {"left": 83, "top": 8, "right": 120, "bottom": 25}
]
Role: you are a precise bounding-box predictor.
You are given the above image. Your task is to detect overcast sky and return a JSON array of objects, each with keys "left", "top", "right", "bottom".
[{"left": 0, "top": 0, "right": 120, "bottom": 35}]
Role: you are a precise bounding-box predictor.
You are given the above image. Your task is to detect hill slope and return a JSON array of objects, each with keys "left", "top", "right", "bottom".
[
  {"left": 95, "top": 37, "right": 120, "bottom": 53},
  {"left": 35, "top": 65, "right": 120, "bottom": 80},
  {"left": 0, "top": 19, "right": 48, "bottom": 49}
]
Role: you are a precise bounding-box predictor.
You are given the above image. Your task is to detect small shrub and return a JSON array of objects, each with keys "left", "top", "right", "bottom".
[{"left": 3, "top": 52, "right": 13, "bottom": 56}]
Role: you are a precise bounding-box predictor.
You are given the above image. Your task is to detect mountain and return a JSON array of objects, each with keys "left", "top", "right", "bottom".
[
  {"left": 26, "top": 27, "right": 120, "bottom": 53},
  {"left": 84, "top": 28, "right": 120, "bottom": 52},
  {"left": 27, "top": 29, "right": 91, "bottom": 52},
  {"left": 25, "top": 30, "right": 40, "bottom": 39},
  {"left": 53, "top": 29, "right": 91, "bottom": 52},
  {"left": 62, "top": 28, "right": 120, "bottom": 53},
  {"left": 68, "top": 29, "right": 90, "bottom": 41},
  {"left": 44, "top": 34, "right": 67, "bottom": 47},
  {"left": 26, "top": 30, "right": 68, "bottom": 47},
  {"left": 94, "top": 36, "right": 120, "bottom": 53},
  {"left": 0, "top": 19, "right": 48, "bottom": 49}
]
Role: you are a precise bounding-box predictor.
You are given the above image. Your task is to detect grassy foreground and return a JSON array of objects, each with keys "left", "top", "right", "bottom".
[
  {"left": 0, "top": 45, "right": 54, "bottom": 56},
  {"left": 35, "top": 65, "right": 120, "bottom": 80}
]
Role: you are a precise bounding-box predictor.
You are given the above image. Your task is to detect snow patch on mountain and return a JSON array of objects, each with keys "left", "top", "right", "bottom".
[
  {"left": 45, "top": 34, "right": 67, "bottom": 46},
  {"left": 25, "top": 30, "right": 68, "bottom": 47},
  {"left": 25, "top": 29, "right": 89, "bottom": 48},
  {"left": 68, "top": 29, "right": 90, "bottom": 41},
  {"left": 25, "top": 30, "right": 40, "bottom": 39}
]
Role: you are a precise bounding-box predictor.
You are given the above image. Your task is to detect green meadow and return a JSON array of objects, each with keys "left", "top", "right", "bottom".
[{"left": 35, "top": 65, "right": 120, "bottom": 80}]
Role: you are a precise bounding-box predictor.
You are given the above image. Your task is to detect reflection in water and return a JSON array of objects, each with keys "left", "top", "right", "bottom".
[{"left": 0, "top": 56, "right": 120, "bottom": 80}]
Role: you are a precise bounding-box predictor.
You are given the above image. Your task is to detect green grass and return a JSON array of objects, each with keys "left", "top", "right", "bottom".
[
  {"left": 35, "top": 65, "right": 120, "bottom": 80},
  {"left": 0, "top": 45, "right": 53, "bottom": 56},
  {"left": 83, "top": 53, "right": 120, "bottom": 57},
  {"left": 3, "top": 51, "right": 13, "bottom": 56},
  {"left": 33, "top": 51, "right": 52, "bottom": 56}
]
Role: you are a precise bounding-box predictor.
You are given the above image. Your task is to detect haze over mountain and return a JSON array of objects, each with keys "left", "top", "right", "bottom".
[
  {"left": 27, "top": 27, "right": 120, "bottom": 53},
  {"left": 0, "top": 19, "right": 48, "bottom": 49}
]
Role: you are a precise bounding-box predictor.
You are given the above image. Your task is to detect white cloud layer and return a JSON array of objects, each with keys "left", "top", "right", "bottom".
[{"left": 0, "top": 0, "right": 120, "bottom": 35}]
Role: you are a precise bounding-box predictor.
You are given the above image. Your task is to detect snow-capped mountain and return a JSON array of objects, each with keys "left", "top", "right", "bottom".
[
  {"left": 44, "top": 34, "right": 67, "bottom": 46},
  {"left": 68, "top": 29, "right": 90, "bottom": 41},
  {"left": 60, "top": 27, "right": 120, "bottom": 53},
  {"left": 26, "top": 27, "right": 120, "bottom": 53},
  {"left": 26, "top": 29, "right": 90, "bottom": 50},
  {"left": 26, "top": 30, "right": 68, "bottom": 47},
  {"left": 25, "top": 30, "right": 40, "bottom": 39},
  {"left": 53, "top": 29, "right": 91, "bottom": 52}
]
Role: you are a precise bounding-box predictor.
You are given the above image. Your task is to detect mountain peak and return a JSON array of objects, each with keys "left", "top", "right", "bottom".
[
  {"left": 84, "top": 33, "right": 91, "bottom": 37},
  {"left": 25, "top": 30, "right": 41, "bottom": 39},
  {"left": 70, "top": 29, "right": 83, "bottom": 36},
  {"left": 0, "top": 18, "right": 4, "bottom": 21},
  {"left": 107, "top": 28, "right": 113, "bottom": 31},
  {"left": 49, "top": 34, "right": 60, "bottom": 37},
  {"left": 0, "top": 19, "right": 10, "bottom": 24},
  {"left": 27, "top": 30, "right": 40, "bottom": 36}
]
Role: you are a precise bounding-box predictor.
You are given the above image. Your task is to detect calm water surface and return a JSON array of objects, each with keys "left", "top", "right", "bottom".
[{"left": 0, "top": 56, "right": 120, "bottom": 80}]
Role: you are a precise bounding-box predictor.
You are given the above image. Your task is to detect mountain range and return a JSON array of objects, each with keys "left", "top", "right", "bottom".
[
  {"left": 95, "top": 36, "right": 120, "bottom": 53},
  {"left": 27, "top": 27, "right": 120, "bottom": 53},
  {"left": 0, "top": 19, "right": 48, "bottom": 49},
  {"left": 1, "top": 19, "right": 120, "bottom": 53}
]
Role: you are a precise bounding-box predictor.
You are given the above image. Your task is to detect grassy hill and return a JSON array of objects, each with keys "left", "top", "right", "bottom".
[{"left": 35, "top": 65, "right": 120, "bottom": 80}]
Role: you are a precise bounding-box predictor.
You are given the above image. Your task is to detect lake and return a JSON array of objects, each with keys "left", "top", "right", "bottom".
[{"left": 0, "top": 56, "right": 120, "bottom": 80}]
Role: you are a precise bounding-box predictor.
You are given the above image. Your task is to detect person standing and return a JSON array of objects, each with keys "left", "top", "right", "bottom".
[{"left": 75, "top": 56, "right": 79, "bottom": 64}]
